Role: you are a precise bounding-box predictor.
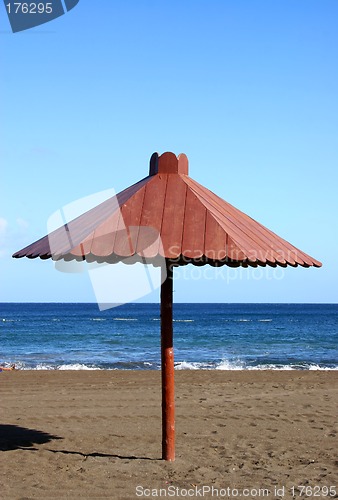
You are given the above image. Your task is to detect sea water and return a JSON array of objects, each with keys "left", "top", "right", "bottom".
[{"left": 1, "top": 303, "right": 337, "bottom": 370}]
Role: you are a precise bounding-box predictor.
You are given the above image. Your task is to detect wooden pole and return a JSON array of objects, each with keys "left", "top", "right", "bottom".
[{"left": 161, "top": 259, "right": 175, "bottom": 461}]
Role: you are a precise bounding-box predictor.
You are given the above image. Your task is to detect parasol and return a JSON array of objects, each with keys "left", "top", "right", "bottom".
[{"left": 13, "top": 151, "right": 321, "bottom": 460}]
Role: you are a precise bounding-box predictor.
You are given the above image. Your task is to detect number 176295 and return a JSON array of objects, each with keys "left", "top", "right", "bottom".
[{"left": 6, "top": 3, "right": 53, "bottom": 14}]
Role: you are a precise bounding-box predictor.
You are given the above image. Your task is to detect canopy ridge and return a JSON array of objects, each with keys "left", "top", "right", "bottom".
[{"left": 182, "top": 175, "right": 320, "bottom": 267}]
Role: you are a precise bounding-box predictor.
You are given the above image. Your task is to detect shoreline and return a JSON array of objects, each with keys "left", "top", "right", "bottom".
[
  {"left": 3, "top": 367, "right": 338, "bottom": 372},
  {"left": 3, "top": 363, "right": 338, "bottom": 371},
  {"left": 1, "top": 370, "right": 337, "bottom": 498}
]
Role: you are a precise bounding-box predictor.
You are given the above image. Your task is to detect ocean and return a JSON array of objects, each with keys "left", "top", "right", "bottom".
[{"left": 0, "top": 303, "right": 337, "bottom": 370}]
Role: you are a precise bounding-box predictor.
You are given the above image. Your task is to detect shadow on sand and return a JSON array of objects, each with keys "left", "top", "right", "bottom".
[
  {"left": 0, "top": 424, "right": 158, "bottom": 460},
  {"left": 0, "top": 424, "right": 62, "bottom": 451},
  {"left": 47, "top": 448, "right": 159, "bottom": 461}
]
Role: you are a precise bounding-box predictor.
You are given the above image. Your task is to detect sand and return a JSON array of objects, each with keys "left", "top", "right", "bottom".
[{"left": 1, "top": 370, "right": 337, "bottom": 499}]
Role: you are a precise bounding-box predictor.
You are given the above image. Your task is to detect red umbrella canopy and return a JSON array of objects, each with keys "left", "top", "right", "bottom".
[{"left": 13, "top": 152, "right": 321, "bottom": 269}]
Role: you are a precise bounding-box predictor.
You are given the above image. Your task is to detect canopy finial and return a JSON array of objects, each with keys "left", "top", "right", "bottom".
[{"left": 149, "top": 152, "right": 189, "bottom": 176}]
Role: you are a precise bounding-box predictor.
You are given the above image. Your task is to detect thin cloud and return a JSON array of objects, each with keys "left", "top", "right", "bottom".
[
  {"left": 0, "top": 217, "right": 30, "bottom": 258},
  {"left": 0, "top": 218, "right": 9, "bottom": 258}
]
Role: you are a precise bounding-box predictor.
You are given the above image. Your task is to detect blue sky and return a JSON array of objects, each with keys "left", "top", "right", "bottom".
[{"left": 1, "top": 1, "right": 337, "bottom": 304}]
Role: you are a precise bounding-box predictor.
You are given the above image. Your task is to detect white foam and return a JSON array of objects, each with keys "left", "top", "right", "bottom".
[
  {"left": 174, "top": 360, "right": 338, "bottom": 371},
  {"left": 113, "top": 318, "right": 138, "bottom": 321},
  {"left": 175, "top": 361, "right": 204, "bottom": 370},
  {"left": 308, "top": 364, "right": 338, "bottom": 371},
  {"left": 215, "top": 360, "right": 245, "bottom": 370},
  {"left": 58, "top": 364, "right": 102, "bottom": 370},
  {"left": 34, "top": 364, "right": 55, "bottom": 370},
  {"left": 20, "top": 363, "right": 102, "bottom": 371}
]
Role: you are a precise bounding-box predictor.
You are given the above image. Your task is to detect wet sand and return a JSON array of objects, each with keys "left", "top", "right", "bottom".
[{"left": 1, "top": 370, "right": 337, "bottom": 499}]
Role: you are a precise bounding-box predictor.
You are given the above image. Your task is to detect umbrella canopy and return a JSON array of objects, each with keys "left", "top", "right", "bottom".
[
  {"left": 13, "top": 152, "right": 321, "bottom": 268},
  {"left": 13, "top": 152, "right": 322, "bottom": 461}
]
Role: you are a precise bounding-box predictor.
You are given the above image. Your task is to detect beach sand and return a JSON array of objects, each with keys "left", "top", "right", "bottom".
[{"left": 1, "top": 370, "right": 337, "bottom": 499}]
